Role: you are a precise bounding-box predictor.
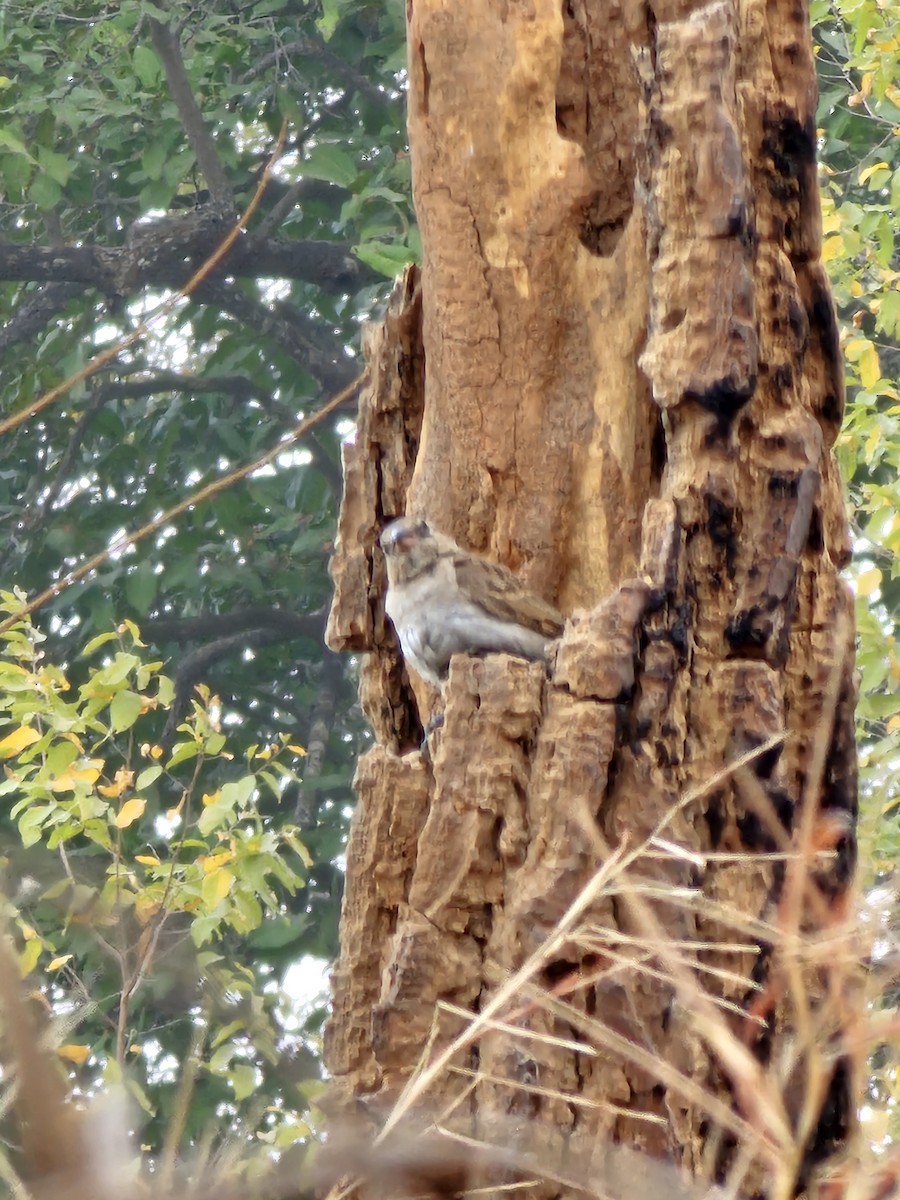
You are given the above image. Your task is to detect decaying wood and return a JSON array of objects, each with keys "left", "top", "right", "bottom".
[{"left": 326, "top": 0, "right": 858, "bottom": 1194}]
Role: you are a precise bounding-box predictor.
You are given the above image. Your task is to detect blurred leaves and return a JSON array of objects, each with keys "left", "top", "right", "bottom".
[{"left": 0, "top": 0, "right": 403, "bottom": 1168}]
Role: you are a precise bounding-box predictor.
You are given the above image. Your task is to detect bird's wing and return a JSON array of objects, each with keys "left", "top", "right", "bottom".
[{"left": 450, "top": 552, "right": 564, "bottom": 637}]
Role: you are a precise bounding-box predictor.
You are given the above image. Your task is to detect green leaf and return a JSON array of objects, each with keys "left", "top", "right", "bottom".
[
  {"left": 37, "top": 148, "right": 73, "bottom": 186},
  {"left": 109, "top": 690, "right": 143, "bottom": 732},
  {"left": 133, "top": 45, "right": 162, "bottom": 88},
  {"left": 221, "top": 776, "right": 256, "bottom": 809},
  {"left": 316, "top": 0, "right": 342, "bottom": 40},
  {"left": 81, "top": 631, "right": 119, "bottom": 657},
  {"left": 0, "top": 127, "right": 35, "bottom": 161},
  {"left": 126, "top": 1077, "right": 156, "bottom": 1116},
  {"left": 354, "top": 239, "right": 416, "bottom": 278},
  {"left": 125, "top": 563, "right": 158, "bottom": 615},
  {"left": 29, "top": 173, "right": 62, "bottom": 211},
  {"left": 157, "top": 675, "right": 175, "bottom": 707},
  {"left": 141, "top": 141, "right": 167, "bottom": 182},
  {"left": 230, "top": 1064, "right": 257, "bottom": 1101},
  {"left": 302, "top": 144, "right": 357, "bottom": 187},
  {"left": 136, "top": 764, "right": 163, "bottom": 789},
  {"left": 167, "top": 741, "right": 199, "bottom": 768}
]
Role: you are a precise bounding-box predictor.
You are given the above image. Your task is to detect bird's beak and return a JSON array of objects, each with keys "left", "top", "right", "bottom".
[{"left": 381, "top": 521, "right": 424, "bottom": 554}]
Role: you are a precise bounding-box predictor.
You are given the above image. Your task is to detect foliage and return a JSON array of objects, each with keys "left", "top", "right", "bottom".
[
  {"left": 814, "top": 0, "right": 900, "bottom": 863},
  {"left": 0, "top": 0, "right": 412, "bottom": 1169},
  {"left": 812, "top": 0, "right": 900, "bottom": 1147},
  {"left": 0, "top": 595, "right": 322, "bottom": 1165}
]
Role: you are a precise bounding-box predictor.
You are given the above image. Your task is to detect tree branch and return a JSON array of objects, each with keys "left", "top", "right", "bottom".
[
  {"left": 101, "top": 371, "right": 347, "bottom": 496},
  {"left": 160, "top": 620, "right": 324, "bottom": 743},
  {"left": 148, "top": 18, "right": 234, "bottom": 209},
  {"left": 28, "top": 384, "right": 109, "bottom": 533},
  {"left": 143, "top": 606, "right": 325, "bottom": 645},
  {"left": 0, "top": 282, "right": 82, "bottom": 355},
  {"left": 0, "top": 230, "right": 375, "bottom": 296},
  {"left": 194, "top": 278, "right": 359, "bottom": 394},
  {"left": 241, "top": 34, "right": 395, "bottom": 110}
]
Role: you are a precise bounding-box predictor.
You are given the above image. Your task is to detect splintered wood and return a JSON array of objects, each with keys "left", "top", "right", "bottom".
[{"left": 325, "top": 0, "right": 858, "bottom": 1195}]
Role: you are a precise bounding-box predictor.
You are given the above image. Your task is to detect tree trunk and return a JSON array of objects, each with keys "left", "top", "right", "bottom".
[{"left": 325, "top": 0, "right": 858, "bottom": 1196}]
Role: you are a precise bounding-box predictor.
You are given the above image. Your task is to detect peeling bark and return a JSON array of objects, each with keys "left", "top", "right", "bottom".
[{"left": 326, "top": 0, "right": 857, "bottom": 1194}]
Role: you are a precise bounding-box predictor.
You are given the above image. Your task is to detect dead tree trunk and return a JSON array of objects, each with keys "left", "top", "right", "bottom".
[{"left": 326, "top": 0, "right": 858, "bottom": 1195}]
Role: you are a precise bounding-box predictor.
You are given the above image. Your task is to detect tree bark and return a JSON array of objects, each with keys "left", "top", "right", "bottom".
[{"left": 326, "top": 0, "right": 858, "bottom": 1195}]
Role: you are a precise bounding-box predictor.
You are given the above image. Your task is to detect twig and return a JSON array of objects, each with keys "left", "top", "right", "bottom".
[
  {"left": 0, "top": 367, "right": 366, "bottom": 635},
  {"left": 149, "top": 18, "right": 234, "bottom": 208}
]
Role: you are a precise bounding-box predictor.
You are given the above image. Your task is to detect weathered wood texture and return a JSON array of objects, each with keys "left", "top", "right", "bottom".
[{"left": 326, "top": 0, "right": 856, "bottom": 1191}]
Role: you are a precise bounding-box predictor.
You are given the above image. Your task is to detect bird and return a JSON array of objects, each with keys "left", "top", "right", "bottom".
[{"left": 379, "top": 517, "right": 564, "bottom": 689}]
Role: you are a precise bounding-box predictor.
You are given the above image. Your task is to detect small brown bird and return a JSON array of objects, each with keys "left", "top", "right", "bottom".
[{"left": 380, "top": 517, "right": 564, "bottom": 689}]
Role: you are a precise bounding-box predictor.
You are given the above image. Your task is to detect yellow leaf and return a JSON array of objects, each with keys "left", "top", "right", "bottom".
[
  {"left": 0, "top": 726, "right": 41, "bottom": 758},
  {"left": 287, "top": 744, "right": 308, "bottom": 756},
  {"left": 865, "top": 424, "right": 882, "bottom": 460},
  {"left": 857, "top": 567, "right": 883, "bottom": 597},
  {"left": 887, "top": 714, "right": 900, "bottom": 733},
  {"left": 859, "top": 161, "right": 889, "bottom": 185},
  {"left": 115, "top": 797, "right": 146, "bottom": 829},
  {"left": 99, "top": 767, "right": 134, "bottom": 798},
  {"left": 134, "top": 895, "right": 161, "bottom": 926},
  {"left": 18, "top": 938, "right": 41, "bottom": 978},
  {"left": 134, "top": 854, "right": 159, "bottom": 865},
  {"left": 850, "top": 280, "right": 863, "bottom": 297},
  {"left": 20, "top": 923, "right": 37, "bottom": 941},
  {"left": 860, "top": 342, "right": 881, "bottom": 390},
  {"left": 821, "top": 235, "right": 844, "bottom": 262},
  {"left": 201, "top": 789, "right": 221, "bottom": 807},
  {"left": 57, "top": 1044, "right": 91, "bottom": 1065},
  {"left": 117, "top": 619, "right": 145, "bottom": 645},
  {"left": 134, "top": 895, "right": 160, "bottom": 926},
  {"left": 50, "top": 763, "right": 102, "bottom": 792},
  {"left": 48, "top": 954, "right": 73, "bottom": 971},
  {"left": 202, "top": 867, "right": 234, "bottom": 906},
  {"left": 203, "top": 850, "right": 234, "bottom": 874}
]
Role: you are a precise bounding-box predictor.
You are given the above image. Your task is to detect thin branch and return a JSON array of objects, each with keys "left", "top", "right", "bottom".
[
  {"left": 162, "top": 623, "right": 322, "bottom": 742},
  {"left": 0, "top": 123, "right": 290, "bottom": 441},
  {"left": 0, "top": 282, "right": 82, "bottom": 356},
  {"left": 0, "top": 368, "right": 366, "bottom": 634},
  {"left": 28, "top": 383, "right": 109, "bottom": 527},
  {"left": 241, "top": 34, "right": 395, "bottom": 109},
  {"left": 194, "top": 278, "right": 359, "bottom": 393},
  {"left": 251, "top": 178, "right": 314, "bottom": 243},
  {"left": 148, "top": 18, "right": 234, "bottom": 209},
  {"left": 143, "top": 606, "right": 325, "bottom": 645}
]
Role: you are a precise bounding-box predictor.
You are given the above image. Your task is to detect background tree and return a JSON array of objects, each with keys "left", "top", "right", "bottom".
[{"left": 0, "top": 0, "right": 413, "bottom": 1173}]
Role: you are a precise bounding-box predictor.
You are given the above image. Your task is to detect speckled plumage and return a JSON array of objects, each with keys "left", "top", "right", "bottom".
[{"left": 379, "top": 517, "right": 564, "bottom": 689}]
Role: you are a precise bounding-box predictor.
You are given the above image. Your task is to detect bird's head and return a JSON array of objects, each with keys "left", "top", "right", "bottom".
[{"left": 380, "top": 517, "right": 454, "bottom": 584}]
